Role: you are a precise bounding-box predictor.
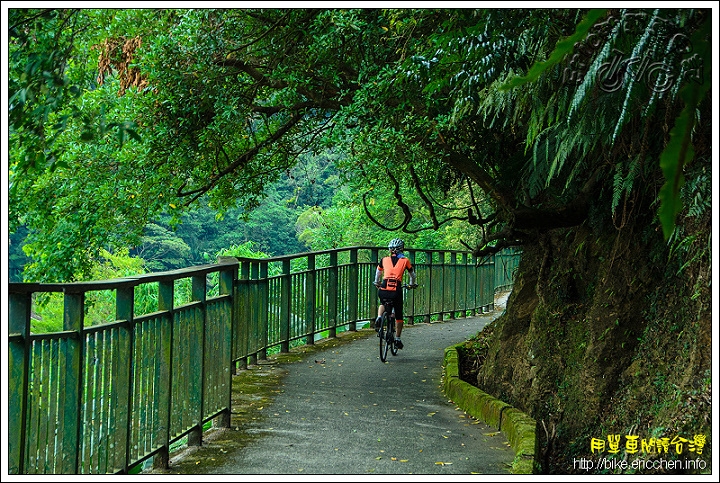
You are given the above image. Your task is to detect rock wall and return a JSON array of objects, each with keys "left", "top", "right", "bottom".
[{"left": 475, "top": 212, "right": 711, "bottom": 473}]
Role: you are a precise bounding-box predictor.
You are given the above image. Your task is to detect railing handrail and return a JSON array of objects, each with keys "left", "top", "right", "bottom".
[{"left": 9, "top": 259, "right": 240, "bottom": 293}]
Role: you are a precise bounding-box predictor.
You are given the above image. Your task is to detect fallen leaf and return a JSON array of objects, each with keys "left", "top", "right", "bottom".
[
  {"left": 391, "top": 457, "right": 397, "bottom": 461},
  {"left": 427, "top": 412, "right": 436, "bottom": 417},
  {"left": 400, "top": 459, "right": 409, "bottom": 463}
]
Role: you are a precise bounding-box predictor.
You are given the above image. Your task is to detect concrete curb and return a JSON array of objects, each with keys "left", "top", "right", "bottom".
[{"left": 443, "top": 344, "right": 537, "bottom": 474}]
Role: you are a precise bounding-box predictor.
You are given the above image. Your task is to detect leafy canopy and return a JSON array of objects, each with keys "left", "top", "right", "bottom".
[{"left": 8, "top": 8, "right": 712, "bottom": 281}]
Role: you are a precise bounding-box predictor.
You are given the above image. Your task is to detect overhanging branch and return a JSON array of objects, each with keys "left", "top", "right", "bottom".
[{"left": 177, "top": 112, "right": 303, "bottom": 204}]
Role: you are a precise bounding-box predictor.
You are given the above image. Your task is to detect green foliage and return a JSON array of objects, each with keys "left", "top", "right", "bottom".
[
  {"left": 500, "top": 9, "right": 608, "bottom": 90},
  {"left": 8, "top": 7, "right": 711, "bottom": 282},
  {"left": 134, "top": 223, "right": 192, "bottom": 272},
  {"left": 657, "top": 15, "right": 712, "bottom": 240},
  {"left": 216, "top": 241, "right": 271, "bottom": 260}
]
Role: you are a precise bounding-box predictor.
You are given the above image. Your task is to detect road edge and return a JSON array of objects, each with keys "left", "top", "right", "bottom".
[{"left": 443, "top": 344, "right": 537, "bottom": 474}]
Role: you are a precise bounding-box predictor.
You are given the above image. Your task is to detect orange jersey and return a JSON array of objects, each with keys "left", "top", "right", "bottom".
[{"left": 377, "top": 256, "right": 413, "bottom": 291}]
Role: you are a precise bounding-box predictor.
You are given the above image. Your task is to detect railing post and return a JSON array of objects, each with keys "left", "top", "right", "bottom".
[
  {"left": 470, "top": 254, "right": 479, "bottom": 313},
  {"left": 237, "top": 260, "right": 250, "bottom": 370},
  {"left": 188, "top": 275, "right": 206, "bottom": 446},
  {"left": 154, "top": 280, "right": 173, "bottom": 469},
  {"left": 280, "top": 259, "right": 291, "bottom": 352},
  {"left": 406, "top": 251, "right": 415, "bottom": 324},
  {"left": 328, "top": 251, "right": 338, "bottom": 338},
  {"left": 348, "top": 248, "right": 358, "bottom": 331},
  {"left": 116, "top": 286, "right": 134, "bottom": 474},
  {"left": 248, "top": 262, "right": 259, "bottom": 365},
  {"left": 370, "top": 248, "right": 379, "bottom": 325},
  {"left": 305, "top": 254, "right": 316, "bottom": 345},
  {"left": 259, "top": 261, "right": 269, "bottom": 360},
  {"left": 218, "top": 267, "right": 234, "bottom": 428},
  {"left": 424, "top": 250, "right": 432, "bottom": 323},
  {"left": 439, "top": 251, "right": 447, "bottom": 320},
  {"left": 490, "top": 256, "right": 497, "bottom": 312},
  {"left": 460, "top": 252, "right": 468, "bottom": 317},
  {"left": 9, "top": 291, "right": 31, "bottom": 475},
  {"left": 449, "top": 252, "right": 457, "bottom": 319},
  {"left": 63, "top": 291, "right": 84, "bottom": 474}
]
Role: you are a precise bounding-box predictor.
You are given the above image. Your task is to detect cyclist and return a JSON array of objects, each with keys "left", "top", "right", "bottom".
[{"left": 373, "top": 238, "right": 417, "bottom": 350}]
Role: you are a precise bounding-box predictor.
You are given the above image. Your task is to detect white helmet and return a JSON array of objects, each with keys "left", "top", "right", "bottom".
[{"left": 388, "top": 238, "right": 404, "bottom": 252}]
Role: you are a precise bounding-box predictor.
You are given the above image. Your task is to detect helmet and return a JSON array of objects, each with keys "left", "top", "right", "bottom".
[{"left": 388, "top": 238, "right": 404, "bottom": 252}]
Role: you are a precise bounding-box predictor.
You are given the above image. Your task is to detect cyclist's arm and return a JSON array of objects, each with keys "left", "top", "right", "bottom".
[
  {"left": 374, "top": 267, "right": 383, "bottom": 286},
  {"left": 406, "top": 262, "right": 417, "bottom": 287},
  {"left": 408, "top": 268, "right": 417, "bottom": 287}
]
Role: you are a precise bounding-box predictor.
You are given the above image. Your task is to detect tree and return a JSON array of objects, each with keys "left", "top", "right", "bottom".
[{"left": 9, "top": 8, "right": 709, "bottom": 282}]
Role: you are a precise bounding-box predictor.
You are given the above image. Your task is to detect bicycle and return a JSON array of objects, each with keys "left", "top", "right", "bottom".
[{"left": 375, "top": 284, "right": 416, "bottom": 362}]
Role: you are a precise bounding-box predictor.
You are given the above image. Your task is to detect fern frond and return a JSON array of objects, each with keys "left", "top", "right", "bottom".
[{"left": 612, "top": 162, "right": 624, "bottom": 214}]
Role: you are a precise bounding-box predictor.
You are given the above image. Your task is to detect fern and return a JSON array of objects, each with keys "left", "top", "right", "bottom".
[
  {"left": 610, "top": 13, "right": 652, "bottom": 143},
  {"left": 611, "top": 163, "right": 624, "bottom": 214},
  {"left": 657, "top": 14, "right": 711, "bottom": 240},
  {"left": 501, "top": 9, "right": 607, "bottom": 91},
  {"left": 568, "top": 18, "right": 621, "bottom": 123},
  {"left": 623, "top": 155, "right": 641, "bottom": 196}
]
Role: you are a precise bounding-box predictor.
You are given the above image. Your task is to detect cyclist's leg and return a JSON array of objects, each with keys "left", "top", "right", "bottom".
[
  {"left": 374, "top": 289, "right": 383, "bottom": 330},
  {"left": 395, "top": 292, "right": 405, "bottom": 337},
  {"left": 377, "top": 289, "right": 393, "bottom": 329}
]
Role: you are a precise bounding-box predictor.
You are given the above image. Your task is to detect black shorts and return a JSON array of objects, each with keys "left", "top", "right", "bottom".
[{"left": 378, "top": 288, "right": 404, "bottom": 321}]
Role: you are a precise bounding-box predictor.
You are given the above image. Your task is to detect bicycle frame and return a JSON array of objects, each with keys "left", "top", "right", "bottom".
[{"left": 374, "top": 284, "right": 416, "bottom": 362}]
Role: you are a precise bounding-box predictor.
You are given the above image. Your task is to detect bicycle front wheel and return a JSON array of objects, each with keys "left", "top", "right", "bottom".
[{"left": 379, "top": 314, "right": 390, "bottom": 362}]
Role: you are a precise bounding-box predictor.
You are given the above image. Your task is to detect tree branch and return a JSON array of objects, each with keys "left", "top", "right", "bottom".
[
  {"left": 177, "top": 112, "right": 303, "bottom": 204},
  {"left": 408, "top": 164, "right": 439, "bottom": 229}
]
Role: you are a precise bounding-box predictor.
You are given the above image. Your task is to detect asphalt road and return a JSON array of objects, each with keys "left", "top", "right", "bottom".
[{"left": 191, "top": 296, "right": 516, "bottom": 476}]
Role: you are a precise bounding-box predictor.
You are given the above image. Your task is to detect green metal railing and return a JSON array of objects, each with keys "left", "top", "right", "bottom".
[{"left": 8, "top": 246, "right": 520, "bottom": 475}]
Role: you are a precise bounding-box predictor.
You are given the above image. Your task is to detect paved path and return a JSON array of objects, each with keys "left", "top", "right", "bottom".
[{"left": 155, "top": 295, "right": 514, "bottom": 476}]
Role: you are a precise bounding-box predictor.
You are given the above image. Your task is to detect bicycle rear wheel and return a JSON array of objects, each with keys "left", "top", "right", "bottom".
[
  {"left": 379, "top": 314, "right": 390, "bottom": 362},
  {"left": 389, "top": 317, "right": 399, "bottom": 356}
]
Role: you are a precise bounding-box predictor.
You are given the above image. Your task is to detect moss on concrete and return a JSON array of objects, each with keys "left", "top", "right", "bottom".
[{"left": 443, "top": 345, "right": 537, "bottom": 475}]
